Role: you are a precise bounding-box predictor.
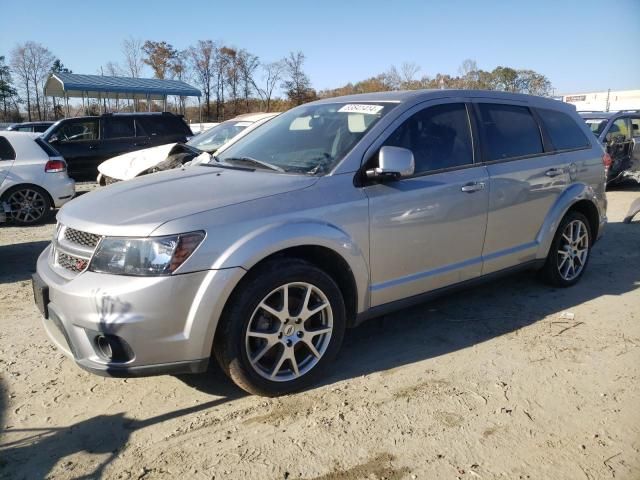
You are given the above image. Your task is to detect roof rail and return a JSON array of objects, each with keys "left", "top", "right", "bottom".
[
  {"left": 577, "top": 110, "right": 605, "bottom": 113},
  {"left": 617, "top": 109, "right": 640, "bottom": 114}
]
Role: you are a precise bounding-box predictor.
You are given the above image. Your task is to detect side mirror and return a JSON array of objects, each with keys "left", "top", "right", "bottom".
[{"left": 366, "top": 146, "right": 415, "bottom": 180}]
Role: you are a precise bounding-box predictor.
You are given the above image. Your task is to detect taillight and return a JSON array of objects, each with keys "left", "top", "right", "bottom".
[
  {"left": 45, "top": 159, "right": 66, "bottom": 173},
  {"left": 602, "top": 153, "right": 612, "bottom": 169}
]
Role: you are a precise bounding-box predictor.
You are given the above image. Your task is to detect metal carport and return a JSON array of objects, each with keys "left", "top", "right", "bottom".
[{"left": 44, "top": 72, "right": 201, "bottom": 116}]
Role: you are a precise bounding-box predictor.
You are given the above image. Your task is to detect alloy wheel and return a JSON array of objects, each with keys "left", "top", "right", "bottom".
[
  {"left": 245, "top": 282, "right": 333, "bottom": 382},
  {"left": 6, "top": 188, "right": 48, "bottom": 224},
  {"left": 557, "top": 219, "right": 589, "bottom": 281}
]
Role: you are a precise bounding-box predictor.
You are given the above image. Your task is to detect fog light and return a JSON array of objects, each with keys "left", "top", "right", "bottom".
[
  {"left": 96, "top": 335, "right": 113, "bottom": 359},
  {"left": 93, "top": 334, "right": 133, "bottom": 363}
]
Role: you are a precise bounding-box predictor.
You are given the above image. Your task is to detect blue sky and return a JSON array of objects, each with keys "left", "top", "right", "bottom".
[{"left": 2, "top": 0, "right": 639, "bottom": 95}]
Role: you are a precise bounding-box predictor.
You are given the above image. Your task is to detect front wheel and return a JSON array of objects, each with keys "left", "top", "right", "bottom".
[
  {"left": 215, "top": 259, "right": 346, "bottom": 396},
  {"left": 541, "top": 211, "right": 592, "bottom": 287}
]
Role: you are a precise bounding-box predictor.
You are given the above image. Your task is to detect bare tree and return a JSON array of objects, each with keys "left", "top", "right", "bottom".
[
  {"left": 169, "top": 50, "right": 190, "bottom": 113},
  {"left": 189, "top": 40, "right": 216, "bottom": 121},
  {"left": 400, "top": 62, "right": 420, "bottom": 88},
  {"left": 282, "top": 51, "right": 314, "bottom": 106},
  {"left": 237, "top": 50, "right": 259, "bottom": 111},
  {"left": 254, "top": 60, "right": 285, "bottom": 112},
  {"left": 122, "top": 37, "right": 144, "bottom": 78},
  {"left": 11, "top": 41, "right": 54, "bottom": 121}
]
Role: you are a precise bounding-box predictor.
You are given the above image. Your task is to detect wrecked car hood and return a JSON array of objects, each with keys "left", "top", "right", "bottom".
[
  {"left": 58, "top": 166, "right": 318, "bottom": 237},
  {"left": 98, "top": 143, "right": 181, "bottom": 180}
]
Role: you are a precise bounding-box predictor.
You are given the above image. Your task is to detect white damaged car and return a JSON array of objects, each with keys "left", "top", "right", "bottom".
[{"left": 97, "top": 112, "right": 278, "bottom": 185}]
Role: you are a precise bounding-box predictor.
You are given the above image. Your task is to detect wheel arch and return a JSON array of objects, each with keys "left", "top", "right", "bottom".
[
  {"left": 0, "top": 182, "right": 55, "bottom": 211},
  {"left": 536, "top": 183, "right": 603, "bottom": 259},
  {"left": 211, "top": 221, "right": 369, "bottom": 329}
]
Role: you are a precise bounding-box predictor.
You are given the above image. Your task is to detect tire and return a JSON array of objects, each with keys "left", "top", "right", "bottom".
[
  {"left": 541, "top": 210, "right": 592, "bottom": 287},
  {"left": 1, "top": 185, "right": 53, "bottom": 226},
  {"left": 214, "top": 258, "right": 346, "bottom": 396}
]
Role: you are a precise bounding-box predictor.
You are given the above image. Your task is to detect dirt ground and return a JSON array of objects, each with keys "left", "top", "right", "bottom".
[{"left": 0, "top": 185, "right": 639, "bottom": 480}]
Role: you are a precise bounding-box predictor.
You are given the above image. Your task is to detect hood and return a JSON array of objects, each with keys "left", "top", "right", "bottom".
[
  {"left": 98, "top": 143, "right": 179, "bottom": 180},
  {"left": 58, "top": 166, "right": 317, "bottom": 237}
]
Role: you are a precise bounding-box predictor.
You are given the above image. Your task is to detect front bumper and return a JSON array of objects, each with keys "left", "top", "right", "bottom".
[{"left": 35, "top": 245, "right": 245, "bottom": 377}]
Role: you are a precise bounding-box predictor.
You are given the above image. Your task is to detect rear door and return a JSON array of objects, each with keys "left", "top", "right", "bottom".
[
  {"left": 49, "top": 118, "right": 100, "bottom": 181},
  {"left": 101, "top": 116, "right": 139, "bottom": 163},
  {"left": 476, "top": 101, "right": 570, "bottom": 274},
  {"left": 0, "top": 136, "right": 17, "bottom": 187},
  {"left": 366, "top": 101, "right": 489, "bottom": 306}
]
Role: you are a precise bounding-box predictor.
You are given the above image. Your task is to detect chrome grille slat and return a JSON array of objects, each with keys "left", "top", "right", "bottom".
[
  {"left": 51, "top": 224, "right": 102, "bottom": 276},
  {"left": 64, "top": 227, "right": 101, "bottom": 248}
]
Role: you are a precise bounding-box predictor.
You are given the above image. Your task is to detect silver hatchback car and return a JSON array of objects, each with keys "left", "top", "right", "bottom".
[{"left": 34, "top": 90, "right": 607, "bottom": 396}]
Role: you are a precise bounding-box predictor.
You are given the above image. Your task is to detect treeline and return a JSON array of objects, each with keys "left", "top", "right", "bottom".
[{"left": 1, "top": 39, "right": 553, "bottom": 124}]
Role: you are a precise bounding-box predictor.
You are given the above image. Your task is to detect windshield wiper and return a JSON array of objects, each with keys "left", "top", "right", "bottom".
[{"left": 222, "top": 156, "right": 285, "bottom": 172}]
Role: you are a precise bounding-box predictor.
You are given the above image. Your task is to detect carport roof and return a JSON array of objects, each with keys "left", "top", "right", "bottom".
[{"left": 44, "top": 73, "right": 201, "bottom": 100}]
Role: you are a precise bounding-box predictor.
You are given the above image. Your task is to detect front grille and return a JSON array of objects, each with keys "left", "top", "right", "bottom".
[
  {"left": 51, "top": 224, "right": 101, "bottom": 276},
  {"left": 56, "top": 251, "right": 90, "bottom": 273},
  {"left": 64, "top": 227, "right": 101, "bottom": 248}
]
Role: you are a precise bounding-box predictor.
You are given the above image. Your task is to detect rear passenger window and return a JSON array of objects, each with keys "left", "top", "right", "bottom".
[
  {"left": 383, "top": 103, "right": 474, "bottom": 174},
  {"left": 477, "top": 103, "right": 543, "bottom": 161},
  {"left": 104, "top": 118, "right": 135, "bottom": 139},
  {"left": 0, "top": 136, "right": 16, "bottom": 160},
  {"left": 139, "top": 116, "right": 191, "bottom": 137},
  {"left": 538, "top": 109, "right": 589, "bottom": 151}
]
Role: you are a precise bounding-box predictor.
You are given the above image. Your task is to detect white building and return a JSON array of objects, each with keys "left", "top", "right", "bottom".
[{"left": 561, "top": 89, "right": 640, "bottom": 112}]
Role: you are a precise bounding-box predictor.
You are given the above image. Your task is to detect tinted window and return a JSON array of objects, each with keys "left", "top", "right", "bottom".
[
  {"left": 139, "top": 116, "right": 191, "bottom": 136},
  {"left": 538, "top": 109, "right": 589, "bottom": 150},
  {"left": 57, "top": 119, "right": 99, "bottom": 142},
  {"left": 631, "top": 118, "right": 640, "bottom": 137},
  {"left": 104, "top": 117, "right": 135, "bottom": 139},
  {"left": 478, "top": 103, "right": 543, "bottom": 160},
  {"left": 135, "top": 119, "right": 148, "bottom": 137},
  {"left": 383, "top": 103, "right": 473, "bottom": 173},
  {"left": 0, "top": 136, "right": 16, "bottom": 160},
  {"left": 33, "top": 124, "right": 51, "bottom": 133},
  {"left": 608, "top": 118, "right": 631, "bottom": 141}
]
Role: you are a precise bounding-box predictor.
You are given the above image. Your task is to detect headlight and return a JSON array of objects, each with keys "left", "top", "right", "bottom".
[{"left": 89, "top": 231, "right": 205, "bottom": 276}]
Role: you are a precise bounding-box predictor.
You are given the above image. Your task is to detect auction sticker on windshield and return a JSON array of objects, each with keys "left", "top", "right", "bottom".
[{"left": 338, "top": 104, "right": 384, "bottom": 115}]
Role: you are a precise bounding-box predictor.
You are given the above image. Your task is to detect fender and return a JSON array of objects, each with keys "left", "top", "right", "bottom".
[
  {"left": 535, "top": 182, "right": 603, "bottom": 260},
  {"left": 211, "top": 220, "right": 371, "bottom": 313}
]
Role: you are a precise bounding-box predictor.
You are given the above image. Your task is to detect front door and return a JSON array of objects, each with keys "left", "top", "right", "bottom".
[{"left": 365, "top": 102, "right": 489, "bottom": 307}]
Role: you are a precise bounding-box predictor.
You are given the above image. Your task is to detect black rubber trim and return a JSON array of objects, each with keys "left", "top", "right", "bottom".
[
  {"left": 354, "top": 259, "right": 545, "bottom": 326},
  {"left": 75, "top": 358, "right": 209, "bottom": 378}
]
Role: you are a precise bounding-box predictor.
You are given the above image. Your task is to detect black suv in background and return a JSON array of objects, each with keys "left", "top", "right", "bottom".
[
  {"left": 41, "top": 113, "right": 193, "bottom": 181},
  {"left": 579, "top": 110, "right": 640, "bottom": 184}
]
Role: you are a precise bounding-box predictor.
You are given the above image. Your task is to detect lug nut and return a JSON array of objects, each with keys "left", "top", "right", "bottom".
[
  {"left": 278, "top": 332, "right": 283, "bottom": 339},
  {"left": 286, "top": 340, "right": 292, "bottom": 347},
  {"left": 297, "top": 331, "right": 304, "bottom": 338},
  {"left": 295, "top": 318, "right": 301, "bottom": 324}
]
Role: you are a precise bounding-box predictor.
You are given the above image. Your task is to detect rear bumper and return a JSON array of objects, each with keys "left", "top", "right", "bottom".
[{"left": 46, "top": 175, "right": 75, "bottom": 208}]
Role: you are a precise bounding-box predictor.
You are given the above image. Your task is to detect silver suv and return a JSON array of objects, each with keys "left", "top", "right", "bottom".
[{"left": 33, "top": 90, "right": 607, "bottom": 396}]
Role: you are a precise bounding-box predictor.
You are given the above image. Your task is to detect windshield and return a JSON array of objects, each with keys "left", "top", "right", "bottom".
[
  {"left": 186, "top": 120, "right": 253, "bottom": 152},
  {"left": 215, "top": 102, "right": 395, "bottom": 175},
  {"left": 583, "top": 118, "right": 608, "bottom": 137}
]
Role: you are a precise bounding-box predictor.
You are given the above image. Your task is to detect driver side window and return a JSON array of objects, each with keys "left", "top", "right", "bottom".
[
  {"left": 58, "top": 120, "right": 99, "bottom": 142},
  {"left": 382, "top": 103, "right": 473, "bottom": 174},
  {"left": 608, "top": 118, "right": 630, "bottom": 141}
]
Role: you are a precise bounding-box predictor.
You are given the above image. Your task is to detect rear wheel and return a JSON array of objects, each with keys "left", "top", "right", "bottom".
[
  {"left": 1, "top": 185, "right": 52, "bottom": 226},
  {"left": 541, "top": 211, "right": 592, "bottom": 287},
  {"left": 215, "top": 259, "right": 346, "bottom": 396}
]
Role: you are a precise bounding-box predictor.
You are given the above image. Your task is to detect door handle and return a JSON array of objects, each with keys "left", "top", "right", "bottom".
[
  {"left": 545, "top": 168, "right": 564, "bottom": 177},
  {"left": 461, "top": 182, "right": 485, "bottom": 193},
  {"left": 88, "top": 145, "right": 99, "bottom": 150}
]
